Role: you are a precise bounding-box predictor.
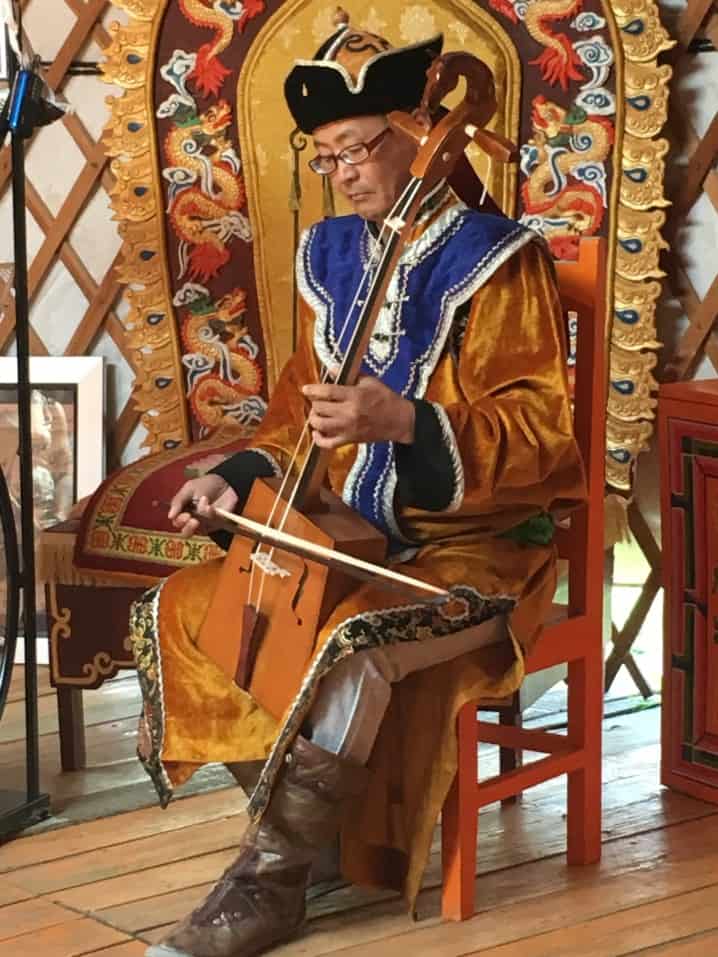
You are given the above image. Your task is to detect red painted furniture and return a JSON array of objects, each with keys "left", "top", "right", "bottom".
[
  {"left": 441, "top": 237, "right": 606, "bottom": 920},
  {"left": 659, "top": 379, "right": 718, "bottom": 805}
]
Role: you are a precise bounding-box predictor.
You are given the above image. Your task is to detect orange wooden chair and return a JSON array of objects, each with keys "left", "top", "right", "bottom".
[{"left": 441, "top": 237, "right": 607, "bottom": 920}]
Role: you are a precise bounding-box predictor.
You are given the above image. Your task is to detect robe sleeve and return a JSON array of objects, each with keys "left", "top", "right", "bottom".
[
  {"left": 410, "top": 240, "right": 584, "bottom": 515},
  {"left": 394, "top": 398, "right": 456, "bottom": 510}
]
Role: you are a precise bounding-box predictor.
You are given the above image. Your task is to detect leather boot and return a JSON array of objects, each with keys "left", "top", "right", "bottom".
[
  {"left": 146, "top": 736, "right": 368, "bottom": 957},
  {"left": 227, "top": 760, "right": 343, "bottom": 893},
  {"left": 225, "top": 760, "right": 264, "bottom": 798}
]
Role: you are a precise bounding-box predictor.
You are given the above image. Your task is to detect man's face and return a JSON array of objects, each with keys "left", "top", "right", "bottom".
[{"left": 312, "top": 114, "right": 419, "bottom": 222}]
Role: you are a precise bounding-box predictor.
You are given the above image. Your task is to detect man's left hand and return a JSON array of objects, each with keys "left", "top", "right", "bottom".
[{"left": 302, "top": 376, "right": 415, "bottom": 449}]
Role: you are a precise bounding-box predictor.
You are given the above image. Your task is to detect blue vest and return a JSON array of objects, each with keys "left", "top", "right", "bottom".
[{"left": 296, "top": 202, "right": 533, "bottom": 549}]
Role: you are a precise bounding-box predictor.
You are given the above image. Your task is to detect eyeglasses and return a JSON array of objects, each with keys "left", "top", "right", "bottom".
[{"left": 308, "top": 127, "right": 391, "bottom": 176}]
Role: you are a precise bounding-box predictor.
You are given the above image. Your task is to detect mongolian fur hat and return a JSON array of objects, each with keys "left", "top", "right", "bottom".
[{"left": 284, "top": 9, "right": 443, "bottom": 134}]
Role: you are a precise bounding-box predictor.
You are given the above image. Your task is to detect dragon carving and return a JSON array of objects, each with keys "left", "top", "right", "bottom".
[
  {"left": 489, "top": 0, "right": 585, "bottom": 90},
  {"left": 162, "top": 99, "right": 252, "bottom": 283},
  {"left": 177, "top": 284, "right": 266, "bottom": 433},
  {"left": 520, "top": 95, "right": 614, "bottom": 259},
  {"left": 179, "top": 0, "right": 266, "bottom": 96}
]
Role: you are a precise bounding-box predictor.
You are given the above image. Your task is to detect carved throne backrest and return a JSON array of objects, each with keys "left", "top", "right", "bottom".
[{"left": 103, "top": 0, "right": 673, "bottom": 498}]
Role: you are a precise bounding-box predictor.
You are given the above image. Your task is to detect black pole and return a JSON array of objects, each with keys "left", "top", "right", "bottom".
[
  {"left": 12, "top": 78, "right": 41, "bottom": 803},
  {"left": 0, "top": 10, "right": 50, "bottom": 838}
]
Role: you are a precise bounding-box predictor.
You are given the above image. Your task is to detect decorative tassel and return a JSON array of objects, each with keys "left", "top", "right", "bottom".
[
  {"left": 322, "top": 175, "right": 336, "bottom": 218},
  {"left": 289, "top": 165, "right": 301, "bottom": 213},
  {"left": 288, "top": 126, "right": 305, "bottom": 214},
  {"left": 604, "top": 493, "right": 632, "bottom": 549}
]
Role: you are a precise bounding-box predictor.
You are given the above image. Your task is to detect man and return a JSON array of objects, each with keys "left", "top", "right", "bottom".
[{"left": 134, "top": 13, "right": 586, "bottom": 957}]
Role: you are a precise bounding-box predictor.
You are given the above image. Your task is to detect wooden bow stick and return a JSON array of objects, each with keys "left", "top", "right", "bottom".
[{"left": 212, "top": 506, "right": 449, "bottom": 601}]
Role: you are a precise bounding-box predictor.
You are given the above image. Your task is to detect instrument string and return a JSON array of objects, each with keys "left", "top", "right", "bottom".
[{"left": 247, "top": 175, "right": 423, "bottom": 611}]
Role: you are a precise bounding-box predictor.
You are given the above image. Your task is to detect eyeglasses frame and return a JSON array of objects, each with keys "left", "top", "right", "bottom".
[{"left": 308, "top": 126, "right": 392, "bottom": 176}]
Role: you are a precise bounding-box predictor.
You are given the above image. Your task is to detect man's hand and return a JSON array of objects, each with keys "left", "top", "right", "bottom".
[
  {"left": 169, "top": 474, "right": 239, "bottom": 539},
  {"left": 302, "top": 376, "right": 415, "bottom": 449}
]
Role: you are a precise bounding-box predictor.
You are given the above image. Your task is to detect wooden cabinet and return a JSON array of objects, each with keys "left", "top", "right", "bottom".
[{"left": 660, "top": 380, "right": 718, "bottom": 803}]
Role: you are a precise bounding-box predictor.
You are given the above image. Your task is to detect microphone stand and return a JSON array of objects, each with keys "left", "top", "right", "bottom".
[{"left": 0, "top": 15, "right": 51, "bottom": 839}]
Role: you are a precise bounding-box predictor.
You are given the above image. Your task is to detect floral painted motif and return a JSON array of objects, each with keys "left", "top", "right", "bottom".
[{"left": 399, "top": 5, "right": 439, "bottom": 44}]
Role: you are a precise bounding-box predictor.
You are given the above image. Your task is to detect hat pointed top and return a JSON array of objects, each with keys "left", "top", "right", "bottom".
[{"left": 333, "top": 6, "right": 350, "bottom": 27}]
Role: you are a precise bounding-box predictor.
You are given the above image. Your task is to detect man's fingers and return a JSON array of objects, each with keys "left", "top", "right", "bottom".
[
  {"left": 309, "top": 408, "right": 340, "bottom": 430},
  {"left": 194, "top": 496, "right": 215, "bottom": 519},
  {"left": 168, "top": 485, "right": 193, "bottom": 521},
  {"left": 302, "top": 383, "right": 350, "bottom": 402},
  {"left": 308, "top": 398, "right": 345, "bottom": 418},
  {"left": 179, "top": 517, "right": 200, "bottom": 539},
  {"left": 312, "top": 430, "right": 346, "bottom": 449}
]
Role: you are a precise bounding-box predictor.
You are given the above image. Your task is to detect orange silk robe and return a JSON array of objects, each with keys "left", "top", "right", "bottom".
[{"left": 129, "top": 209, "right": 586, "bottom": 910}]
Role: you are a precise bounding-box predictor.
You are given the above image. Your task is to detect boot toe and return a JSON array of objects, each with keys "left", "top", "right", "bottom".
[{"left": 145, "top": 945, "right": 193, "bottom": 957}]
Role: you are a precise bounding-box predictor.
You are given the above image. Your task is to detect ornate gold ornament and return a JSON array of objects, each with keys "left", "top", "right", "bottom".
[
  {"left": 610, "top": 0, "right": 674, "bottom": 62},
  {"left": 612, "top": 274, "right": 662, "bottom": 351},
  {"left": 607, "top": 0, "right": 673, "bottom": 491},
  {"left": 621, "top": 134, "right": 670, "bottom": 211},
  {"left": 608, "top": 344, "right": 659, "bottom": 421},
  {"left": 624, "top": 61, "right": 672, "bottom": 139},
  {"left": 606, "top": 416, "right": 654, "bottom": 490}
]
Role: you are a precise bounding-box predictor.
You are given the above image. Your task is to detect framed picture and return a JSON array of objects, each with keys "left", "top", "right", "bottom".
[{"left": 0, "top": 357, "right": 104, "bottom": 660}]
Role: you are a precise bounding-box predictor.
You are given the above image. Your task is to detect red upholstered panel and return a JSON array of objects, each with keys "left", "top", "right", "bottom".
[{"left": 74, "top": 428, "right": 250, "bottom": 580}]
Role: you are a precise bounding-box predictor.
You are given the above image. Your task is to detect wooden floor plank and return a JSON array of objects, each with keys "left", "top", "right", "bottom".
[
  {"left": 628, "top": 928, "right": 718, "bottom": 954},
  {"left": 8, "top": 683, "right": 718, "bottom": 957},
  {"left": 0, "top": 787, "right": 245, "bottom": 873},
  {"left": 7, "top": 665, "right": 53, "bottom": 704},
  {"left": 0, "top": 878, "right": 35, "bottom": 906},
  {"left": 48, "top": 848, "right": 239, "bottom": 911},
  {"left": 0, "top": 717, "right": 138, "bottom": 774},
  {"left": 303, "top": 786, "right": 717, "bottom": 927},
  {"left": 261, "top": 816, "right": 718, "bottom": 956},
  {"left": 96, "top": 883, "right": 214, "bottom": 934},
  {"left": 10, "top": 815, "right": 246, "bottom": 895},
  {"left": 87, "top": 943, "right": 149, "bottom": 956},
  {"left": 138, "top": 925, "right": 173, "bottom": 945},
  {"left": 8, "top": 917, "right": 130, "bottom": 957},
  {"left": 0, "top": 897, "right": 80, "bottom": 941},
  {"left": 464, "top": 884, "right": 718, "bottom": 955},
  {"left": 0, "top": 674, "right": 141, "bottom": 745}
]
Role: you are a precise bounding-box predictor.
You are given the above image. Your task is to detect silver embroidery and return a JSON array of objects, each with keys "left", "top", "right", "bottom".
[
  {"left": 429, "top": 401, "right": 465, "bottom": 512},
  {"left": 250, "top": 447, "right": 283, "bottom": 477},
  {"left": 297, "top": 201, "right": 537, "bottom": 539}
]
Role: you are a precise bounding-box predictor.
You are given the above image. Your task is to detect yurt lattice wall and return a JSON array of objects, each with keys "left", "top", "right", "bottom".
[{"left": 0, "top": 0, "right": 144, "bottom": 471}]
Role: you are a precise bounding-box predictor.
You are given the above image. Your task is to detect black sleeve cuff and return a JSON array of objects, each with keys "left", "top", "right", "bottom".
[
  {"left": 208, "top": 449, "right": 278, "bottom": 551},
  {"left": 394, "top": 400, "right": 456, "bottom": 511}
]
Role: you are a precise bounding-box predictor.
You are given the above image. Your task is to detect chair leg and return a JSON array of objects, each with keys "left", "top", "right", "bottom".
[
  {"left": 442, "top": 703, "right": 479, "bottom": 921},
  {"left": 57, "top": 686, "right": 86, "bottom": 772},
  {"left": 499, "top": 702, "right": 523, "bottom": 806},
  {"left": 566, "top": 652, "right": 603, "bottom": 865}
]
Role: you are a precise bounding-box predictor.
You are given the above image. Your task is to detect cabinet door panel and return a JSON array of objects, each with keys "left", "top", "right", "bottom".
[{"left": 662, "top": 409, "right": 718, "bottom": 801}]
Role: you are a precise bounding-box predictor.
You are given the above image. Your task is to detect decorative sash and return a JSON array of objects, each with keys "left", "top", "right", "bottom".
[{"left": 297, "top": 203, "right": 533, "bottom": 548}]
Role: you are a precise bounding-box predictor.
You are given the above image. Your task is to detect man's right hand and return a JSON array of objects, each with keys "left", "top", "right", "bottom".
[{"left": 168, "top": 474, "right": 239, "bottom": 539}]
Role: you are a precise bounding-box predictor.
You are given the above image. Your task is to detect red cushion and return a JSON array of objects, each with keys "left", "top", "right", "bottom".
[{"left": 74, "top": 427, "right": 250, "bottom": 580}]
